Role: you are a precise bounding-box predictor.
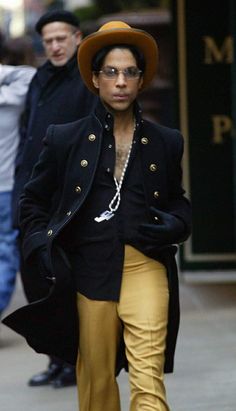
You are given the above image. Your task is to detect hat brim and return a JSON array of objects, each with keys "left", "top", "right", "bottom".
[{"left": 77, "top": 27, "right": 158, "bottom": 95}]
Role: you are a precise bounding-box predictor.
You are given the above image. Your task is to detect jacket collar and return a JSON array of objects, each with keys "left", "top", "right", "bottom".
[
  {"left": 94, "top": 99, "right": 143, "bottom": 134},
  {"left": 37, "top": 52, "right": 78, "bottom": 87}
]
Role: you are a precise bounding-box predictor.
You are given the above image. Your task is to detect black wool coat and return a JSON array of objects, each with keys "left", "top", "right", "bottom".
[{"left": 4, "top": 107, "right": 191, "bottom": 374}]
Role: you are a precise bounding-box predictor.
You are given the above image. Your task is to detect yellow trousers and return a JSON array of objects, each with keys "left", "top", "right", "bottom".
[{"left": 76, "top": 245, "right": 170, "bottom": 411}]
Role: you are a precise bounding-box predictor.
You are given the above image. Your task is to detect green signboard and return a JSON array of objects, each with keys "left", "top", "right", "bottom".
[{"left": 174, "top": 0, "right": 236, "bottom": 270}]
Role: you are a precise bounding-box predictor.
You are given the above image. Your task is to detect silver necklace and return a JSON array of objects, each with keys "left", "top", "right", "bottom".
[{"left": 94, "top": 139, "right": 133, "bottom": 223}]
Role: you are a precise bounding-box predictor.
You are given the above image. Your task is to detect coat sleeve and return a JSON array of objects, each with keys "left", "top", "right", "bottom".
[
  {"left": 19, "top": 125, "right": 58, "bottom": 259},
  {"left": 166, "top": 130, "right": 192, "bottom": 241}
]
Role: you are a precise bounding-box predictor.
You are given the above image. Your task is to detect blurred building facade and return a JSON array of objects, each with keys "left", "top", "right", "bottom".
[
  {"left": 0, "top": 0, "right": 88, "bottom": 37},
  {"left": 172, "top": 0, "right": 236, "bottom": 278}
]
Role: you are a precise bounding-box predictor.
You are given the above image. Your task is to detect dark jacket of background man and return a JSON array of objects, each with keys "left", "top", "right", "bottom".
[{"left": 12, "top": 54, "right": 97, "bottom": 230}]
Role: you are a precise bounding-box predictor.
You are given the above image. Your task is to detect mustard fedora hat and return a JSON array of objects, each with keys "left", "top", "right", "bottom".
[{"left": 77, "top": 21, "right": 158, "bottom": 94}]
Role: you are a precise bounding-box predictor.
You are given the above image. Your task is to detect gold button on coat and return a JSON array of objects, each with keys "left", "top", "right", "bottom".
[
  {"left": 75, "top": 185, "right": 81, "bottom": 193},
  {"left": 47, "top": 229, "right": 53, "bottom": 236},
  {"left": 154, "top": 191, "right": 159, "bottom": 198},
  {"left": 88, "top": 134, "right": 96, "bottom": 141},
  {"left": 81, "top": 159, "right": 88, "bottom": 167},
  {"left": 150, "top": 163, "right": 157, "bottom": 172},
  {"left": 141, "top": 137, "right": 149, "bottom": 144}
]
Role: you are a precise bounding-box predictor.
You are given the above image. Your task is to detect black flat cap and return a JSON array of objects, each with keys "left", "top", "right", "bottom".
[{"left": 36, "top": 10, "right": 80, "bottom": 34}]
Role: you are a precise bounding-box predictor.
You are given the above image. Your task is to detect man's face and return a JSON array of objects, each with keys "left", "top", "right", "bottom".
[
  {"left": 92, "top": 48, "right": 143, "bottom": 114},
  {"left": 41, "top": 21, "right": 81, "bottom": 67}
]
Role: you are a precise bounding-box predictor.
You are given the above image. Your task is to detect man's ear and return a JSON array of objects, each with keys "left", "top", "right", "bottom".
[
  {"left": 92, "top": 73, "right": 99, "bottom": 90},
  {"left": 74, "top": 30, "right": 82, "bottom": 46}
]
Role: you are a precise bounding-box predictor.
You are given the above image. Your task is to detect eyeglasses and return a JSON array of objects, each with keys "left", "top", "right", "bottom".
[{"left": 97, "top": 66, "right": 143, "bottom": 80}]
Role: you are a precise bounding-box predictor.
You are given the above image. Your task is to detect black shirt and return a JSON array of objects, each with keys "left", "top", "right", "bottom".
[{"left": 70, "top": 102, "right": 150, "bottom": 301}]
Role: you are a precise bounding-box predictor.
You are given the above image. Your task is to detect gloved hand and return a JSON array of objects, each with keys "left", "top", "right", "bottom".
[
  {"left": 36, "top": 246, "right": 55, "bottom": 283},
  {"left": 139, "top": 207, "right": 185, "bottom": 245}
]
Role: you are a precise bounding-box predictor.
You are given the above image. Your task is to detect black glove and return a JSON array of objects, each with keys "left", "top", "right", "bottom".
[
  {"left": 36, "top": 246, "right": 55, "bottom": 284},
  {"left": 139, "top": 207, "right": 185, "bottom": 246}
]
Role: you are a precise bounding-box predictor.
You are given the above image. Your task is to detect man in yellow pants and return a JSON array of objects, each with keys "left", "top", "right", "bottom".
[{"left": 17, "top": 21, "right": 191, "bottom": 410}]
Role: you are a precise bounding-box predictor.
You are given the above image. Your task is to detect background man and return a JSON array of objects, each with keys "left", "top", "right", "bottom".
[
  {"left": 0, "top": 36, "right": 35, "bottom": 322},
  {"left": 13, "top": 21, "right": 191, "bottom": 410},
  {"left": 12, "top": 9, "right": 97, "bottom": 388}
]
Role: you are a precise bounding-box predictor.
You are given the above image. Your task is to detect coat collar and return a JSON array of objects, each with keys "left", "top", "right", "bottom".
[
  {"left": 94, "top": 99, "right": 143, "bottom": 135},
  {"left": 37, "top": 53, "right": 78, "bottom": 87}
]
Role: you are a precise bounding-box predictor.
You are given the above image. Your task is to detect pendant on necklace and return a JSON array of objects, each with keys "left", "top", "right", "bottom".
[{"left": 94, "top": 210, "right": 114, "bottom": 223}]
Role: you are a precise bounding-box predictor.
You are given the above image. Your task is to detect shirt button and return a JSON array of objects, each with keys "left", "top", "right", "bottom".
[
  {"left": 88, "top": 134, "right": 96, "bottom": 141},
  {"left": 150, "top": 163, "right": 157, "bottom": 172},
  {"left": 75, "top": 185, "right": 81, "bottom": 193},
  {"left": 154, "top": 216, "right": 159, "bottom": 221},
  {"left": 81, "top": 159, "right": 88, "bottom": 167},
  {"left": 108, "top": 144, "right": 112, "bottom": 149},
  {"left": 106, "top": 167, "right": 111, "bottom": 173},
  {"left": 47, "top": 229, "right": 53, "bottom": 236},
  {"left": 154, "top": 191, "right": 160, "bottom": 198},
  {"left": 66, "top": 211, "right": 72, "bottom": 216}
]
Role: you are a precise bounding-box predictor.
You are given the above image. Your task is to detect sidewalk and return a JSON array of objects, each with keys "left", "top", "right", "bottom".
[{"left": 1, "top": 276, "right": 236, "bottom": 411}]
